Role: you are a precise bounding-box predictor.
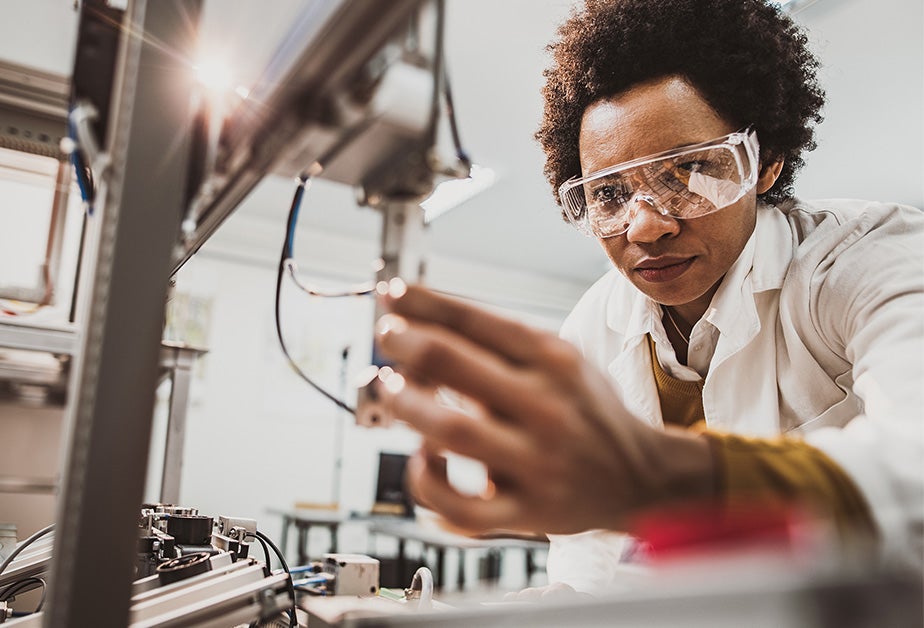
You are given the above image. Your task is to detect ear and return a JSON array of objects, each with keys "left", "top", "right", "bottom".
[{"left": 756, "top": 159, "right": 784, "bottom": 194}]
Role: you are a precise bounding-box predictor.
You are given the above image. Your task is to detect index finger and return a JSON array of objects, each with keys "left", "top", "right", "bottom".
[{"left": 381, "top": 280, "right": 546, "bottom": 366}]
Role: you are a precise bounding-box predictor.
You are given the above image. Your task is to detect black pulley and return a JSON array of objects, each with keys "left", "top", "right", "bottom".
[
  {"left": 167, "top": 515, "right": 213, "bottom": 544},
  {"left": 156, "top": 551, "right": 212, "bottom": 585}
]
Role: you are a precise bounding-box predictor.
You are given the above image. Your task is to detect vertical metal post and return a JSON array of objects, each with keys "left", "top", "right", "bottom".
[
  {"left": 159, "top": 344, "right": 204, "bottom": 504},
  {"left": 45, "top": 1, "right": 201, "bottom": 626},
  {"left": 355, "top": 198, "right": 428, "bottom": 426},
  {"left": 376, "top": 198, "right": 428, "bottom": 285},
  {"left": 42, "top": 161, "right": 72, "bottom": 306}
]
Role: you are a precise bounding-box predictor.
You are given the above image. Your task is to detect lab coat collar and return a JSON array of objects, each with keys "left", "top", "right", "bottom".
[
  {"left": 704, "top": 201, "right": 793, "bottom": 350},
  {"left": 749, "top": 200, "right": 793, "bottom": 293}
]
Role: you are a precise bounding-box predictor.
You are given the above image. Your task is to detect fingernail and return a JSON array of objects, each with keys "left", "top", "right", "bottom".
[
  {"left": 388, "top": 277, "right": 407, "bottom": 298},
  {"left": 354, "top": 364, "right": 380, "bottom": 387},
  {"left": 375, "top": 313, "right": 408, "bottom": 336},
  {"left": 378, "top": 369, "right": 405, "bottom": 394}
]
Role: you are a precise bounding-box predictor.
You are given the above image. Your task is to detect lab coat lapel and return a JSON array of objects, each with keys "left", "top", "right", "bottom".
[
  {"left": 605, "top": 288, "right": 663, "bottom": 428},
  {"left": 702, "top": 204, "right": 793, "bottom": 434}
]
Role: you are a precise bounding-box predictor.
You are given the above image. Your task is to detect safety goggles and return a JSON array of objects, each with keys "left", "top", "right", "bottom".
[{"left": 558, "top": 128, "right": 759, "bottom": 238}]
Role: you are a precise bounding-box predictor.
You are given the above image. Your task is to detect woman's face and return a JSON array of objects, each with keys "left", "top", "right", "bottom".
[{"left": 579, "top": 76, "right": 760, "bottom": 315}]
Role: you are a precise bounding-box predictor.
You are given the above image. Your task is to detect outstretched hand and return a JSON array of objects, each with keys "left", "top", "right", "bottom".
[
  {"left": 372, "top": 281, "right": 714, "bottom": 536},
  {"left": 503, "top": 582, "right": 593, "bottom": 603}
]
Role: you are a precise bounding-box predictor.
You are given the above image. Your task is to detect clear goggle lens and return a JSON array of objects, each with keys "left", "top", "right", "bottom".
[{"left": 559, "top": 128, "right": 759, "bottom": 238}]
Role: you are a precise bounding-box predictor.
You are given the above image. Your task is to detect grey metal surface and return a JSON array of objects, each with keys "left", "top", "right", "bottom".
[
  {"left": 330, "top": 564, "right": 923, "bottom": 628},
  {"left": 44, "top": 1, "right": 201, "bottom": 625},
  {"left": 130, "top": 571, "right": 292, "bottom": 628},
  {"left": 0, "top": 321, "right": 78, "bottom": 355}
]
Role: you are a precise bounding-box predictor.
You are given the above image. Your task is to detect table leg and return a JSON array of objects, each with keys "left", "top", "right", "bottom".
[
  {"left": 486, "top": 549, "right": 501, "bottom": 584},
  {"left": 457, "top": 548, "right": 466, "bottom": 591},
  {"left": 280, "top": 515, "right": 290, "bottom": 563},
  {"left": 297, "top": 524, "right": 310, "bottom": 565},
  {"left": 331, "top": 524, "right": 339, "bottom": 553},
  {"left": 435, "top": 547, "right": 445, "bottom": 590}
]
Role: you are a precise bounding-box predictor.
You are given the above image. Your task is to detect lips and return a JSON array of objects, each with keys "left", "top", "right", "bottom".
[{"left": 634, "top": 256, "right": 695, "bottom": 283}]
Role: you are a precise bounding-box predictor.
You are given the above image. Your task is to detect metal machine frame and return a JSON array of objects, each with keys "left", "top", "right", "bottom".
[
  {"left": 18, "top": 1, "right": 431, "bottom": 625},
  {"left": 45, "top": 1, "right": 203, "bottom": 624}
]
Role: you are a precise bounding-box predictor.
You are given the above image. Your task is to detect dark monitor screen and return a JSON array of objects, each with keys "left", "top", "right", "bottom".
[{"left": 374, "top": 452, "right": 414, "bottom": 517}]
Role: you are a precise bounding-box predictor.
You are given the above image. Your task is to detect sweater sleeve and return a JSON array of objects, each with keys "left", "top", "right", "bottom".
[{"left": 702, "top": 432, "right": 877, "bottom": 545}]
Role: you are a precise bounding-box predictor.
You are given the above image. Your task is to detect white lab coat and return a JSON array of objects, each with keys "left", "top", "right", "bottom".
[{"left": 547, "top": 198, "right": 924, "bottom": 594}]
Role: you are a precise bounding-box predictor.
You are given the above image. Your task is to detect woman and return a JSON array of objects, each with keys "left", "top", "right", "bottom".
[{"left": 372, "top": 0, "right": 923, "bottom": 595}]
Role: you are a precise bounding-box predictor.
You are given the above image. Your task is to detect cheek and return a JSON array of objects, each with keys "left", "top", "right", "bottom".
[
  {"left": 598, "top": 238, "right": 624, "bottom": 267},
  {"left": 698, "top": 200, "right": 757, "bottom": 264},
  {"left": 598, "top": 238, "right": 635, "bottom": 279},
  {"left": 724, "top": 199, "right": 758, "bottom": 250}
]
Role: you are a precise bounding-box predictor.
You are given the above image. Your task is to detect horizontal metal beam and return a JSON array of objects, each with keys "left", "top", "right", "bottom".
[
  {"left": 0, "top": 475, "right": 57, "bottom": 494},
  {"left": 0, "top": 60, "right": 69, "bottom": 158},
  {"left": 172, "top": 0, "right": 425, "bottom": 273},
  {"left": 0, "top": 320, "right": 78, "bottom": 355}
]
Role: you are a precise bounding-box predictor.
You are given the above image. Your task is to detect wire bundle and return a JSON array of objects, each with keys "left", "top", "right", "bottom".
[
  {"left": 0, "top": 524, "right": 54, "bottom": 619},
  {"left": 0, "top": 576, "right": 46, "bottom": 616}
]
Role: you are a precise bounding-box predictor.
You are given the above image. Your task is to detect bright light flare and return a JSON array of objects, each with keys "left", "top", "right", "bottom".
[{"left": 193, "top": 56, "right": 233, "bottom": 93}]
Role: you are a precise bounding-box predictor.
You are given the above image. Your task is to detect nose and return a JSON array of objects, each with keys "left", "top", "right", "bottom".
[{"left": 624, "top": 195, "right": 680, "bottom": 243}]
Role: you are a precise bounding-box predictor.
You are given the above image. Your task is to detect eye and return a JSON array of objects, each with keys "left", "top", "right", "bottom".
[
  {"left": 589, "top": 182, "right": 631, "bottom": 206},
  {"left": 658, "top": 159, "right": 713, "bottom": 192},
  {"left": 677, "top": 159, "right": 707, "bottom": 173}
]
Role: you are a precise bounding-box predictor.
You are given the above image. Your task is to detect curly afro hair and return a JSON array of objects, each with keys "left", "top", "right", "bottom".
[{"left": 536, "top": 0, "right": 825, "bottom": 211}]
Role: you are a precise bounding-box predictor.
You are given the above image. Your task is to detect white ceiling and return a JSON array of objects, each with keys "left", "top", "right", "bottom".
[{"left": 3, "top": 0, "right": 922, "bottom": 291}]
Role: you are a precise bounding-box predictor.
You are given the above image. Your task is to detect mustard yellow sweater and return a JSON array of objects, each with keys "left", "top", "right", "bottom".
[{"left": 647, "top": 335, "right": 876, "bottom": 543}]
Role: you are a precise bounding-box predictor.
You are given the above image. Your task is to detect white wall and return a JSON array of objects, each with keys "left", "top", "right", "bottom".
[
  {"left": 794, "top": 0, "right": 923, "bottom": 208},
  {"left": 0, "top": 1, "right": 77, "bottom": 75},
  {"left": 0, "top": 400, "right": 65, "bottom": 538}
]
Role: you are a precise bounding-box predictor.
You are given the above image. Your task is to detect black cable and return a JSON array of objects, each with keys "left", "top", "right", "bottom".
[
  {"left": 254, "top": 534, "right": 273, "bottom": 571},
  {"left": 254, "top": 530, "right": 297, "bottom": 628},
  {"left": 441, "top": 61, "right": 471, "bottom": 169},
  {"left": 0, "top": 524, "right": 54, "bottom": 576},
  {"left": 284, "top": 261, "right": 375, "bottom": 298},
  {"left": 68, "top": 211, "right": 88, "bottom": 322},
  {"left": 425, "top": 0, "right": 446, "bottom": 148},
  {"left": 0, "top": 577, "right": 36, "bottom": 599},
  {"left": 0, "top": 576, "right": 46, "bottom": 614},
  {"left": 34, "top": 577, "right": 47, "bottom": 613},
  {"left": 427, "top": 0, "right": 469, "bottom": 171},
  {"left": 272, "top": 1, "right": 468, "bottom": 415},
  {"left": 275, "top": 176, "right": 357, "bottom": 415}
]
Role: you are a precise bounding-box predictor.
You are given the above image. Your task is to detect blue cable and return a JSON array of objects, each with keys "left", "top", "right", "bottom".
[
  {"left": 284, "top": 176, "right": 308, "bottom": 258},
  {"left": 292, "top": 575, "right": 329, "bottom": 587},
  {"left": 288, "top": 565, "right": 323, "bottom": 575},
  {"left": 67, "top": 109, "right": 95, "bottom": 215}
]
